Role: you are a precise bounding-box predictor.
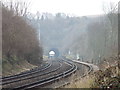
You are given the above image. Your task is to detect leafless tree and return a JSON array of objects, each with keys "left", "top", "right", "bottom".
[
  {"left": 2, "top": 0, "right": 30, "bottom": 16},
  {"left": 2, "top": 1, "right": 43, "bottom": 66},
  {"left": 103, "top": 2, "right": 118, "bottom": 56}
]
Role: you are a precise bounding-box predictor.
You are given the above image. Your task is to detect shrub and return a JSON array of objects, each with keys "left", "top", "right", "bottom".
[{"left": 2, "top": 2, "right": 43, "bottom": 65}]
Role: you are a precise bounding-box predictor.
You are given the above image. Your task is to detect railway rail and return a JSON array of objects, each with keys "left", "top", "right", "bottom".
[
  {"left": 2, "top": 59, "right": 77, "bottom": 89},
  {"left": 2, "top": 60, "right": 60, "bottom": 88},
  {"left": 1, "top": 58, "right": 95, "bottom": 89},
  {"left": 1, "top": 62, "right": 52, "bottom": 85},
  {"left": 2, "top": 61, "right": 61, "bottom": 85},
  {"left": 55, "top": 58, "right": 95, "bottom": 88},
  {"left": 1, "top": 61, "right": 51, "bottom": 80}
]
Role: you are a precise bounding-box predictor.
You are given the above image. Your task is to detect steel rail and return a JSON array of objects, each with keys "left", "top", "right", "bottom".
[
  {"left": 1, "top": 62, "right": 51, "bottom": 82},
  {"left": 11, "top": 59, "right": 77, "bottom": 90},
  {"left": 0, "top": 63, "right": 51, "bottom": 80},
  {"left": 55, "top": 58, "right": 93, "bottom": 88},
  {"left": 2, "top": 61, "right": 62, "bottom": 85}
]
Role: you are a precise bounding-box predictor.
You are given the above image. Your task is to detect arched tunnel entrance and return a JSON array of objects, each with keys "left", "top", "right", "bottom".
[{"left": 48, "top": 48, "right": 60, "bottom": 58}]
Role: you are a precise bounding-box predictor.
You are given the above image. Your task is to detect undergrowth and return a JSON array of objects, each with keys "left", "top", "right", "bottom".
[
  {"left": 2, "top": 56, "right": 36, "bottom": 76},
  {"left": 64, "top": 60, "right": 120, "bottom": 89},
  {"left": 93, "top": 65, "right": 120, "bottom": 88}
]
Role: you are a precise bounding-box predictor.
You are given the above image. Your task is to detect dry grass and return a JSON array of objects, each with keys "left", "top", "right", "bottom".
[
  {"left": 62, "top": 58, "right": 120, "bottom": 88},
  {"left": 64, "top": 65, "right": 120, "bottom": 88},
  {"left": 64, "top": 75, "right": 95, "bottom": 88},
  {"left": 2, "top": 60, "right": 37, "bottom": 76}
]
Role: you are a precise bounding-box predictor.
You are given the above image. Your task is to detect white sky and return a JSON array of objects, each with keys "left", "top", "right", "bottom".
[{"left": 4, "top": 0, "right": 120, "bottom": 16}]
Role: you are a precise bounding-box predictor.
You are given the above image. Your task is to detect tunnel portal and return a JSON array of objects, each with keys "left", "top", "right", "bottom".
[{"left": 48, "top": 48, "right": 60, "bottom": 58}]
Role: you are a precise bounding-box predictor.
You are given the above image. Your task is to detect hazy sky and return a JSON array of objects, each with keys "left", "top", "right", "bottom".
[{"left": 5, "top": 0, "right": 120, "bottom": 16}]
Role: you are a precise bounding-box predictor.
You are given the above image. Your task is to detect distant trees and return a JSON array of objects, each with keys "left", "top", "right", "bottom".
[
  {"left": 85, "top": 2, "right": 118, "bottom": 64},
  {"left": 2, "top": 1, "right": 30, "bottom": 16},
  {"left": 28, "top": 3, "right": 118, "bottom": 64},
  {"left": 2, "top": 2, "right": 43, "bottom": 65},
  {"left": 103, "top": 2, "right": 118, "bottom": 56}
]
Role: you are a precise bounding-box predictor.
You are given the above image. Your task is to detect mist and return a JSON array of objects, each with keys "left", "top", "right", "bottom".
[
  {"left": 1, "top": 0, "right": 120, "bottom": 88},
  {"left": 27, "top": 11, "right": 118, "bottom": 63}
]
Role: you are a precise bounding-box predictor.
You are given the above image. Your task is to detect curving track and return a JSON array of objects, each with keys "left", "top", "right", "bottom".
[
  {"left": 1, "top": 61, "right": 51, "bottom": 85},
  {"left": 2, "top": 59, "right": 77, "bottom": 89},
  {"left": 54, "top": 58, "right": 94, "bottom": 88},
  {"left": 1, "top": 61, "right": 51, "bottom": 80}
]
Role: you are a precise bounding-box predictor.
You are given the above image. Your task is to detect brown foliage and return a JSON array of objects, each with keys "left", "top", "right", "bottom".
[
  {"left": 93, "top": 66, "right": 120, "bottom": 88},
  {"left": 2, "top": 4, "right": 43, "bottom": 65}
]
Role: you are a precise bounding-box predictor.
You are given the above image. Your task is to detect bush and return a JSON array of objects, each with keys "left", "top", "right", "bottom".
[{"left": 2, "top": 3, "right": 43, "bottom": 65}]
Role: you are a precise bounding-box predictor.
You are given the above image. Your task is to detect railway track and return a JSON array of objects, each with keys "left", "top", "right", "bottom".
[
  {"left": 1, "top": 61, "right": 52, "bottom": 85},
  {"left": 2, "top": 59, "right": 77, "bottom": 89},
  {"left": 54, "top": 58, "right": 94, "bottom": 88},
  {"left": 2, "top": 61, "right": 61, "bottom": 86},
  {"left": 2, "top": 60, "right": 60, "bottom": 88},
  {"left": 1, "top": 61, "right": 51, "bottom": 80}
]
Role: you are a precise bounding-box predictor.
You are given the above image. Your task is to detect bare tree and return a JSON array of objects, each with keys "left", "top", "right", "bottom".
[
  {"left": 2, "top": 2, "right": 43, "bottom": 66},
  {"left": 2, "top": 0, "right": 30, "bottom": 16},
  {"left": 103, "top": 2, "right": 118, "bottom": 56}
]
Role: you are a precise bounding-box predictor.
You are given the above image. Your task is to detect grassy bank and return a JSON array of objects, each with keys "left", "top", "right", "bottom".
[
  {"left": 2, "top": 56, "right": 37, "bottom": 76},
  {"left": 64, "top": 76, "right": 95, "bottom": 88}
]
